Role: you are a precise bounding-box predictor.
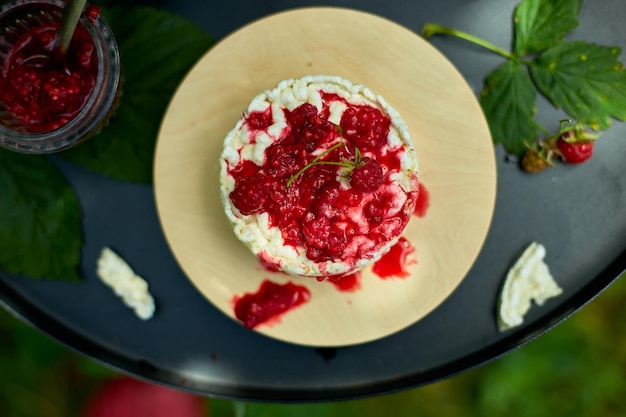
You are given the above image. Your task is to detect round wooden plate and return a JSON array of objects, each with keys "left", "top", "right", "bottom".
[{"left": 154, "top": 7, "right": 496, "bottom": 347}]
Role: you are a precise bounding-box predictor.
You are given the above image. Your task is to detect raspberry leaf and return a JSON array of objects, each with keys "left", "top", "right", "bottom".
[
  {"left": 61, "top": 6, "right": 214, "bottom": 183},
  {"left": 530, "top": 41, "right": 626, "bottom": 129},
  {"left": 423, "top": 1, "right": 625, "bottom": 162},
  {"left": 480, "top": 60, "right": 539, "bottom": 156},
  {"left": 0, "top": 150, "right": 82, "bottom": 281},
  {"left": 513, "top": 0, "right": 582, "bottom": 56}
]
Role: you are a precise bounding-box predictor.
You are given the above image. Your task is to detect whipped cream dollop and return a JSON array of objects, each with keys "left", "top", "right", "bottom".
[
  {"left": 498, "top": 242, "right": 563, "bottom": 331},
  {"left": 97, "top": 247, "right": 156, "bottom": 320}
]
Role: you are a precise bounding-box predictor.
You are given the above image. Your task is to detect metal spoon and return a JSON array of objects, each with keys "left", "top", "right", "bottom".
[{"left": 56, "top": 0, "right": 87, "bottom": 57}]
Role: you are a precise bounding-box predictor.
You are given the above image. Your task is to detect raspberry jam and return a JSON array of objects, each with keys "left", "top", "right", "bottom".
[
  {"left": 372, "top": 237, "right": 416, "bottom": 278},
  {"left": 327, "top": 272, "right": 362, "bottom": 292},
  {"left": 0, "top": 22, "right": 98, "bottom": 133},
  {"left": 227, "top": 92, "right": 418, "bottom": 273},
  {"left": 414, "top": 182, "right": 430, "bottom": 217},
  {"left": 232, "top": 279, "right": 311, "bottom": 329},
  {"left": 84, "top": 4, "right": 101, "bottom": 22}
]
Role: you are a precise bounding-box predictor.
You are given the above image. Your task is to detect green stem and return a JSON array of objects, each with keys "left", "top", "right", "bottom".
[
  {"left": 286, "top": 141, "right": 345, "bottom": 187},
  {"left": 421, "top": 23, "right": 517, "bottom": 61}
]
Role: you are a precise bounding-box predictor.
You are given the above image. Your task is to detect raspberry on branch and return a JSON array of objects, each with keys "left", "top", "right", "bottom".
[{"left": 520, "top": 120, "right": 599, "bottom": 173}]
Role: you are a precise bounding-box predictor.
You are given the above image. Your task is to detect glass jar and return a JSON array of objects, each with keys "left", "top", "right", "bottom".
[{"left": 0, "top": 0, "right": 121, "bottom": 154}]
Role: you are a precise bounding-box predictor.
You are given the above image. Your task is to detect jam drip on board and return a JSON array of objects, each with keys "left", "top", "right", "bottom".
[
  {"left": 228, "top": 94, "right": 418, "bottom": 269},
  {"left": 414, "top": 182, "right": 430, "bottom": 218},
  {"left": 232, "top": 279, "right": 311, "bottom": 329},
  {"left": 0, "top": 22, "right": 98, "bottom": 133},
  {"left": 327, "top": 272, "right": 362, "bottom": 292},
  {"left": 372, "top": 237, "right": 416, "bottom": 278}
]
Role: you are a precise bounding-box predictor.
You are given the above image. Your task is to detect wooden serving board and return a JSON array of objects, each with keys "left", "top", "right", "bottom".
[{"left": 154, "top": 7, "right": 496, "bottom": 346}]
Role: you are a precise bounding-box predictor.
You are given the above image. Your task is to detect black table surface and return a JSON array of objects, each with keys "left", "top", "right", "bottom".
[{"left": 1, "top": 0, "right": 625, "bottom": 402}]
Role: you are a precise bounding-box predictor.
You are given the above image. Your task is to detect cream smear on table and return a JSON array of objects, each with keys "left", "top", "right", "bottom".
[
  {"left": 498, "top": 242, "right": 563, "bottom": 331},
  {"left": 97, "top": 247, "right": 156, "bottom": 320}
]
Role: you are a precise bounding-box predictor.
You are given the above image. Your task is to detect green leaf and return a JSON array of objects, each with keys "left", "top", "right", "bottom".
[
  {"left": 0, "top": 150, "right": 82, "bottom": 281},
  {"left": 241, "top": 402, "right": 334, "bottom": 417},
  {"left": 530, "top": 41, "right": 626, "bottom": 129},
  {"left": 480, "top": 60, "right": 539, "bottom": 156},
  {"left": 513, "top": 0, "right": 582, "bottom": 56},
  {"left": 75, "top": 356, "right": 120, "bottom": 380},
  {"left": 62, "top": 6, "right": 214, "bottom": 183}
]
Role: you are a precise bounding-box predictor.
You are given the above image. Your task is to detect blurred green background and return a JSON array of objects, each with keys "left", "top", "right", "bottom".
[{"left": 1, "top": 272, "right": 624, "bottom": 417}]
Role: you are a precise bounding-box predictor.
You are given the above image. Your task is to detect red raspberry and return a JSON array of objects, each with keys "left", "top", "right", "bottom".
[
  {"left": 302, "top": 216, "right": 331, "bottom": 250},
  {"left": 265, "top": 143, "right": 306, "bottom": 177},
  {"left": 247, "top": 108, "right": 273, "bottom": 130},
  {"left": 350, "top": 158, "right": 383, "bottom": 192},
  {"left": 267, "top": 179, "right": 300, "bottom": 216},
  {"left": 280, "top": 219, "right": 304, "bottom": 246},
  {"left": 285, "top": 103, "right": 335, "bottom": 151},
  {"left": 229, "top": 173, "right": 268, "bottom": 215},
  {"left": 84, "top": 5, "right": 102, "bottom": 21},
  {"left": 557, "top": 130, "right": 595, "bottom": 164},
  {"left": 340, "top": 105, "right": 390, "bottom": 151},
  {"left": 326, "top": 232, "right": 347, "bottom": 257},
  {"left": 306, "top": 246, "right": 325, "bottom": 262},
  {"left": 295, "top": 165, "right": 335, "bottom": 207},
  {"left": 313, "top": 182, "right": 342, "bottom": 217},
  {"left": 287, "top": 103, "right": 318, "bottom": 125}
]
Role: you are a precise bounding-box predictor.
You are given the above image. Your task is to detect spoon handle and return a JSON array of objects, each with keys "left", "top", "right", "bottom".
[{"left": 57, "top": 0, "right": 87, "bottom": 55}]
